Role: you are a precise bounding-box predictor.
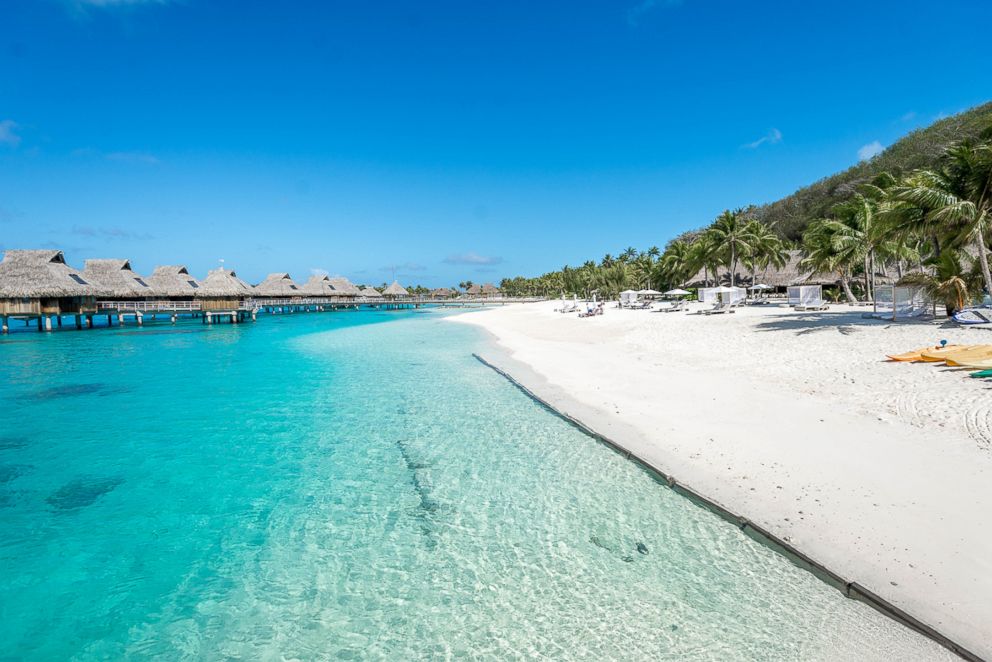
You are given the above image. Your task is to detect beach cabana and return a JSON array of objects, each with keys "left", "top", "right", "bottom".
[
  {"left": 873, "top": 286, "right": 934, "bottom": 320},
  {"left": 620, "top": 289, "right": 639, "bottom": 306},
  {"left": 0, "top": 250, "right": 98, "bottom": 331},
  {"left": 698, "top": 286, "right": 745, "bottom": 304},
  {"left": 480, "top": 283, "right": 501, "bottom": 298},
  {"left": 383, "top": 281, "right": 410, "bottom": 299},
  {"left": 82, "top": 259, "right": 153, "bottom": 301},
  {"left": 146, "top": 266, "right": 202, "bottom": 299},
  {"left": 787, "top": 285, "right": 823, "bottom": 307},
  {"left": 197, "top": 267, "right": 252, "bottom": 311},
  {"left": 253, "top": 273, "right": 303, "bottom": 299}
]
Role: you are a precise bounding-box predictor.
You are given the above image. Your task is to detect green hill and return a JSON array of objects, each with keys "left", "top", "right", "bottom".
[{"left": 756, "top": 101, "right": 992, "bottom": 240}]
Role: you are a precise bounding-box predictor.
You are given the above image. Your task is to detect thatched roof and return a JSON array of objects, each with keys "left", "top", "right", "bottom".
[
  {"left": 465, "top": 284, "right": 482, "bottom": 295},
  {"left": 360, "top": 286, "right": 381, "bottom": 297},
  {"left": 82, "top": 259, "right": 153, "bottom": 298},
  {"left": 0, "top": 250, "right": 95, "bottom": 298},
  {"left": 480, "top": 283, "right": 500, "bottom": 294},
  {"left": 146, "top": 265, "right": 202, "bottom": 297},
  {"left": 300, "top": 274, "right": 337, "bottom": 297},
  {"left": 431, "top": 287, "right": 455, "bottom": 297},
  {"left": 328, "top": 277, "right": 362, "bottom": 297},
  {"left": 253, "top": 272, "right": 302, "bottom": 297},
  {"left": 383, "top": 281, "right": 410, "bottom": 297},
  {"left": 198, "top": 267, "right": 251, "bottom": 297}
]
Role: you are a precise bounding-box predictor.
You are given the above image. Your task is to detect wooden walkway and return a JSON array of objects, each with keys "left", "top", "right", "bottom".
[{"left": 1, "top": 297, "right": 543, "bottom": 333}]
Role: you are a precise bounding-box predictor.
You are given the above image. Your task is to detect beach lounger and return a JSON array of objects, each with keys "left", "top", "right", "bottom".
[
  {"left": 794, "top": 301, "right": 829, "bottom": 312},
  {"left": 703, "top": 302, "right": 735, "bottom": 315}
]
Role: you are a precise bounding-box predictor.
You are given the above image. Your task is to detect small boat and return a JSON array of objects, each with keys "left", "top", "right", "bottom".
[
  {"left": 918, "top": 344, "right": 972, "bottom": 362},
  {"left": 944, "top": 345, "right": 992, "bottom": 366},
  {"left": 886, "top": 346, "right": 939, "bottom": 362},
  {"left": 952, "top": 308, "right": 992, "bottom": 325}
]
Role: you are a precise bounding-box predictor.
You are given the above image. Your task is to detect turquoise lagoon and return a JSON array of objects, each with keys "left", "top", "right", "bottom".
[{"left": 0, "top": 309, "right": 950, "bottom": 660}]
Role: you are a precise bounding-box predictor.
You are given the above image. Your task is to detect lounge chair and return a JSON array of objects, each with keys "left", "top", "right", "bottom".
[
  {"left": 655, "top": 300, "right": 687, "bottom": 313},
  {"left": 703, "top": 301, "right": 735, "bottom": 315},
  {"left": 794, "top": 300, "right": 829, "bottom": 312},
  {"left": 953, "top": 308, "right": 992, "bottom": 325}
]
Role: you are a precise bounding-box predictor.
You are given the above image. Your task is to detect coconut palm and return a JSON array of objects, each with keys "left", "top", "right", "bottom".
[
  {"left": 898, "top": 250, "right": 979, "bottom": 315},
  {"left": 658, "top": 239, "right": 694, "bottom": 288},
  {"left": 702, "top": 209, "right": 759, "bottom": 287},
  {"left": 800, "top": 219, "right": 860, "bottom": 303}
]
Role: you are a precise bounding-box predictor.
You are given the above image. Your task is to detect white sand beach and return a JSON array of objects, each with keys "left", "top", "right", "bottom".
[{"left": 451, "top": 301, "right": 992, "bottom": 659}]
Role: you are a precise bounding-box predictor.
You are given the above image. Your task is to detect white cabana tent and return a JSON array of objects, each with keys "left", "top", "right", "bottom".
[
  {"left": 620, "top": 289, "right": 639, "bottom": 306},
  {"left": 637, "top": 289, "right": 661, "bottom": 298},
  {"left": 873, "top": 286, "right": 934, "bottom": 320},
  {"left": 749, "top": 284, "right": 772, "bottom": 291},
  {"left": 788, "top": 285, "right": 822, "bottom": 307},
  {"left": 699, "top": 286, "right": 746, "bottom": 304}
]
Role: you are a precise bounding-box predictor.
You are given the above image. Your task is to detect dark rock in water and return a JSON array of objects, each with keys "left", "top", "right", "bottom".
[
  {"left": 0, "top": 437, "right": 29, "bottom": 451},
  {"left": 636, "top": 542, "right": 649, "bottom": 555},
  {"left": 0, "top": 464, "right": 30, "bottom": 484},
  {"left": 590, "top": 535, "right": 613, "bottom": 552},
  {"left": 28, "top": 383, "right": 108, "bottom": 400},
  {"left": 621, "top": 555, "right": 634, "bottom": 563},
  {"left": 47, "top": 476, "right": 124, "bottom": 511}
]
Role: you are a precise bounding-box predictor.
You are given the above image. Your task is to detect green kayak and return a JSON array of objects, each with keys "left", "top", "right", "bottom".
[{"left": 970, "top": 369, "right": 992, "bottom": 378}]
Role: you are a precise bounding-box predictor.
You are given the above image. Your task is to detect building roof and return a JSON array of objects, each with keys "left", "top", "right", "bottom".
[
  {"left": 431, "top": 287, "right": 455, "bottom": 297},
  {"left": 300, "top": 274, "right": 337, "bottom": 297},
  {"left": 360, "top": 286, "right": 381, "bottom": 297},
  {"left": 82, "top": 259, "right": 153, "bottom": 298},
  {"left": 253, "top": 272, "right": 302, "bottom": 297},
  {"left": 146, "top": 265, "right": 202, "bottom": 297},
  {"left": 383, "top": 281, "right": 410, "bottom": 297},
  {"left": 328, "top": 277, "right": 362, "bottom": 296},
  {"left": 465, "top": 284, "right": 482, "bottom": 295},
  {"left": 0, "top": 250, "right": 95, "bottom": 298},
  {"left": 480, "top": 283, "right": 500, "bottom": 294},
  {"left": 198, "top": 267, "right": 251, "bottom": 297}
]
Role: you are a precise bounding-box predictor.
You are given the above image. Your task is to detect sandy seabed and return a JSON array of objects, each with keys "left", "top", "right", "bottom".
[{"left": 451, "top": 300, "right": 992, "bottom": 659}]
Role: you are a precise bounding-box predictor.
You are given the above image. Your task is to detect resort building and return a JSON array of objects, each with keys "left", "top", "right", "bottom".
[
  {"left": 328, "top": 277, "right": 362, "bottom": 298},
  {"left": 0, "top": 249, "right": 98, "bottom": 332},
  {"left": 359, "top": 286, "right": 382, "bottom": 299},
  {"left": 82, "top": 259, "right": 154, "bottom": 302},
  {"left": 197, "top": 267, "right": 253, "bottom": 315},
  {"left": 382, "top": 281, "right": 410, "bottom": 300},
  {"left": 253, "top": 273, "right": 303, "bottom": 299},
  {"left": 431, "top": 287, "right": 456, "bottom": 298},
  {"left": 145, "top": 265, "right": 202, "bottom": 300},
  {"left": 301, "top": 274, "right": 339, "bottom": 298}
]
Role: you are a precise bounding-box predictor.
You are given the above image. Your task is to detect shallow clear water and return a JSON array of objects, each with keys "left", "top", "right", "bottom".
[{"left": 0, "top": 310, "right": 951, "bottom": 660}]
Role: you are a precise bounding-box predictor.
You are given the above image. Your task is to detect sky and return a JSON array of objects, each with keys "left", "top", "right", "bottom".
[{"left": 1, "top": 0, "right": 991, "bottom": 287}]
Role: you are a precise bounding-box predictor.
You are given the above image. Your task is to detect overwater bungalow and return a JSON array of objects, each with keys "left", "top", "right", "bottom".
[
  {"left": 0, "top": 250, "right": 97, "bottom": 332},
  {"left": 480, "top": 283, "right": 501, "bottom": 297},
  {"left": 82, "top": 259, "right": 154, "bottom": 304},
  {"left": 383, "top": 281, "right": 410, "bottom": 300},
  {"left": 253, "top": 273, "right": 303, "bottom": 299},
  {"left": 145, "top": 265, "right": 202, "bottom": 300},
  {"left": 197, "top": 267, "right": 253, "bottom": 318},
  {"left": 431, "top": 287, "right": 456, "bottom": 298},
  {"left": 359, "top": 286, "right": 382, "bottom": 299},
  {"left": 301, "top": 274, "right": 338, "bottom": 299},
  {"left": 328, "top": 277, "right": 362, "bottom": 298}
]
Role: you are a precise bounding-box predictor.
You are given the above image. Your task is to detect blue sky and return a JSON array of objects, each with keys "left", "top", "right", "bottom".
[{"left": 1, "top": 0, "right": 990, "bottom": 287}]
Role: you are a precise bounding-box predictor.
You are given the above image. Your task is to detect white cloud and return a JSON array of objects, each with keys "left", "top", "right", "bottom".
[
  {"left": 443, "top": 251, "right": 503, "bottom": 266},
  {"left": 627, "top": 0, "right": 683, "bottom": 26},
  {"left": 857, "top": 140, "right": 884, "bottom": 161},
  {"left": 743, "top": 128, "right": 782, "bottom": 149},
  {"left": 0, "top": 120, "right": 21, "bottom": 147}
]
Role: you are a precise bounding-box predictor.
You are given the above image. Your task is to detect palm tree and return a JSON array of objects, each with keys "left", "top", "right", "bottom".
[
  {"left": 742, "top": 220, "right": 788, "bottom": 286},
  {"left": 702, "top": 209, "right": 759, "bottom": 287},
  {"left": 800, "top": 219, "right": 859, "bottom": 303},
  {"left": 890, "top": 140, "right": 992, "bottom": 296},
  {"left": 659, "top": 239, "right": 694, "bottom": 289},
  {"left": 619, "top": 247, "right": 639, "bottom": 263},
  {"left": 899, "top": 250, "right": 979, "bottom": 315}
]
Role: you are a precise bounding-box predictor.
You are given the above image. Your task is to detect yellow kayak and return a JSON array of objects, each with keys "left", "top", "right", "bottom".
[
  {"left": 944, "top": 345, "right": 992, "bottom": 366},
  {"left": 886, "top": 346, "right": 939, "bottom": 362},
  {"left": 950, "top": 357, "right": 992, "bottom": 370},
  {"left": 917, "top": 345, "right": 972, "bottom": 362}
]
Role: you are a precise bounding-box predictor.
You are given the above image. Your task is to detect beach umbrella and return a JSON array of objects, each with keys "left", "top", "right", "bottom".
[
  {"left": 749, "top": 284, "right": 772, "bottom": 291},
  {"left": 637, "top": 289, "right": 661, "bottom": 295},
  {"left": 664, "top": 288, "right": 691, "bottom": 296}
]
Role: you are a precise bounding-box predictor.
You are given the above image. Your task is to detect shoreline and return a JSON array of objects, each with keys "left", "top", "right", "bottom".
[{"left": 451, "top": 301, "right": 992, "bottom": 660}]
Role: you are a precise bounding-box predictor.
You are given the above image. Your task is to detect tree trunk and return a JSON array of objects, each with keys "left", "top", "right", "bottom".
[
  {"left": 863, "top": 256, "right": 871, "bottom": 302},
  {"left": 730, "top": 245, "right": 736, "bottom": 287},
  {"left": 975, "top": 233, "right": 992, "bottom": 299},
  {"left": 869, "top": 250, "right": 877, "bottom": 300},
  {"left": 839, "top": 274, "right": 857, "bottom": 303}
]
